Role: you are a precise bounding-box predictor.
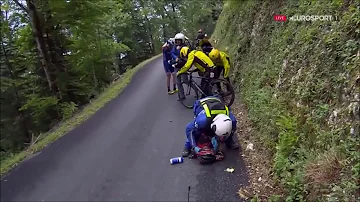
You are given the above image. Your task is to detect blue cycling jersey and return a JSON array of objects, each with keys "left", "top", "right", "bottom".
[{"left": 184, "top": 96, "right": 237, "bottom": 151}]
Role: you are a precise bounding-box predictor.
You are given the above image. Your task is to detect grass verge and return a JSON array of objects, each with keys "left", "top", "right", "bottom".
[{"left": 0, "top": 54, "right": 162, "bottom": 177}]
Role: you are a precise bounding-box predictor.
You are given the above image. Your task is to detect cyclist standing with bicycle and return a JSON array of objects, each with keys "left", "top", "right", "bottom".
[
  {"left": 171, "top": 33, "right": 190, "bottom": 100},
  {"left": 208, "top": 48, "right": 231, "bottom": 84},
  {"left": 176, "top": 46, "right": 216, "bottom": 99},
  {"left": 208, "top": 48, "right": 233, "bottom": 93},
  {"left": 182, "top": 96, "right": 239, "bottom": 159}
]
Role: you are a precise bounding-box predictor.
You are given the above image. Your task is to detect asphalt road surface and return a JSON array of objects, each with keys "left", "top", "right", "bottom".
[{"left": 1, "top": 57, "right": 249, "bottom": 202}]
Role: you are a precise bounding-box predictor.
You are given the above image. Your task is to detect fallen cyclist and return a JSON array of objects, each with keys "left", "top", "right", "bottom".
[
  {"left": 192, "top": 133, "right": 223, "bottom": 164},
  {"left": 182, "top": 96, "right": 239, "bottom": 163}
]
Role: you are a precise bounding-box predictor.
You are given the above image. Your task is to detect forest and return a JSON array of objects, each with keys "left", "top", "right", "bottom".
[{"left": 0, "top": 0, "right": 223, "bottom": 159}]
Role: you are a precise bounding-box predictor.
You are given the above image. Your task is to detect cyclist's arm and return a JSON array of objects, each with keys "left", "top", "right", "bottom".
[
  {"left": 193, "top": 100, "right": 202, "bottom": 117},
  {"left": 162, "top": 47, "right": 168, "bottom": 60},
  {"left": 229, "top": 111, "right": 237, "bottom": 134},
  {"left": 186, "top": 112, "right": 208, "bottom": 148},
  {"left": 222, "top": 53, "right": 231, "bottom": 78},
  {"left": 178, "top": 52, "right": 195, "bottom": 74},
  {"left": 171, "top": 46, "right": 178, "bottom": 60},
  {"left": 185, "top": 120, "right": 197, "bottom": 147},
  {"left": 211, "top": 137, "right": 219, "bottom": 152}
]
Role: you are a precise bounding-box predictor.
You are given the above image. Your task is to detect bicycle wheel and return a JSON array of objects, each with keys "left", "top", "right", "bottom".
[
  {"left": 209, "top": 78, "right": 235, "bottom": 107},
  {"left": 178, "top": 81, "right": 199, "bottom": 109}
]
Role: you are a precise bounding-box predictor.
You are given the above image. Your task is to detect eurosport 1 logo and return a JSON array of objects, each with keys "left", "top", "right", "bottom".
[{"left": 274, "top": 15, "right": 338, "bottom": 22}]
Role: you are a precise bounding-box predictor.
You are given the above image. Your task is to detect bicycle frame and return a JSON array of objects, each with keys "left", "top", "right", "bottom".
[
  {"left": 187, "top": 73, "right": 206, "bottom": 96},
  {"left": 179, "top": 70, "right": 235, "bottom": 108},
  {"left": 184, "top": 72, "right": 216, "bottom": 97}
]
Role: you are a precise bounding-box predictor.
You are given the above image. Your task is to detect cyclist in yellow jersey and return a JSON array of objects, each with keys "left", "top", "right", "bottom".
[
  {"left": 208, "top": 48, "right": 231, "bottom": 84},
  {"left": 176, "top": 46, "right": 216, "bottom": 99}
]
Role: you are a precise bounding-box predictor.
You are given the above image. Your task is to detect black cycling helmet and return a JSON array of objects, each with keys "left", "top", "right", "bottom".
[{"left": 196, "top": 148, "right": 216, "bottom": 164}]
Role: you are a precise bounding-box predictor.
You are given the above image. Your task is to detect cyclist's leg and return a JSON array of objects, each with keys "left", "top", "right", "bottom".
[
  {"left": 221, "top": 69, "right": 232, "bottom": 91},
  {"left": 169, "top": 64, "right": 178, "bottom": 93},
  {"left": 179, "top": 73, "right": 190, "bottom": 99},
  {"left": 199, "top": 71, "right": 211, "bottom": 98},
  {"left": 163, "top": 61, "right": 172, "bottom": 94},
  {"left": 172, "top": 73, "right": 178, "bottom": 92},
  {"left": 225, "top": 132, "right": 239, "bottom": 149},
  {"left": 224, "top": 57, "right": 232, "bottom": 91},
  {"left": 175, "top": 68, "right": 185, "bottom": 99},
  {"left": 224, "top": 75, "right": 231, "bottom": 92},
  {"left": 183, "top": 133, "right": 192, "bottom": 157},
  {"left": 166, "top": 73, "right": 171, "bottom": 93},
  {"left": 214, "top": 66, "right": 224, "bottom": 90}
]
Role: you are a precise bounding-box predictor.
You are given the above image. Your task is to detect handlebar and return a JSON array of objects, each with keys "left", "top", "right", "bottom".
[{"left": 177, "top": 69, "right": 200, "bottom": 76}]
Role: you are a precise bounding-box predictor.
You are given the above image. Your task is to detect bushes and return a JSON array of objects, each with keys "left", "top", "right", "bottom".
[{"left": 212, "top": 0, "right": 360, "bottom": 200}]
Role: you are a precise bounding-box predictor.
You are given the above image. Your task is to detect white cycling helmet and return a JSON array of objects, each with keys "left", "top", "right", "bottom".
[
  {"left": 174, "top": 33, "right": 185, "bottom": 41},
  {"left": 167, "top": 38, "right": 175, "bottom": 45},
  {"left": 211, "top": 114, "right": 232, "bottom": 139}
]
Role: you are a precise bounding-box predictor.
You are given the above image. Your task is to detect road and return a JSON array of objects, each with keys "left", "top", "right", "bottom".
[{"left": 0, "top": 57, "right": 248, "bottom": 202}]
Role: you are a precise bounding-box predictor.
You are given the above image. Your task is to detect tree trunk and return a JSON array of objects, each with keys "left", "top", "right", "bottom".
[
  {"left": 25, "top": 0, "right": 58, "bottom": 95},
  {"left": 144, "top": 15, "right": 155, "bottom": 54},
  {"left": 171, "top": 2, "right": 180, "bottom": 32},
  {"left": 138, "top": 1, "right": 155, "bottom": 54},
  {"left": 42, "top": 0, "right": 69, "bottom": 101}
]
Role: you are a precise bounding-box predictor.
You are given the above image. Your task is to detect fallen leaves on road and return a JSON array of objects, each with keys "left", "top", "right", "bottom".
[
  {"left": 238, "top": 188, "right": 252, "bottom": 200},
  {"left": 245, "top": 142, "right": 254, "bottom": 151}
]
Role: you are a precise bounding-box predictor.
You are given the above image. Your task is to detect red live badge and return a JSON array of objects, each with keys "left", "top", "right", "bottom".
[{"left": 274, "top": 15, "right": 287, "bottom": 22}]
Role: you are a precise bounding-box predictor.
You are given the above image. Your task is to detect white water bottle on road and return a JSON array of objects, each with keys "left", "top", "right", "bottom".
[{"left": 170, "top": 157, "right": 184, "bottom": 165}]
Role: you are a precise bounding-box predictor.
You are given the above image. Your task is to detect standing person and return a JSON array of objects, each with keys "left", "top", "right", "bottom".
[
  {"left": 208, "top": 48, "right": 231, "bottom": 82},
  {"left": 162, "top": 39, "right": 177, "bottom": 94},
  {"left": 171, "top": 33, "right": 186, "bottom": 62},
  {"left": 171, "top": 33, "right": 190, "bottom": 100},
  {"left": 208, "top": 48, "right": 232, "bottom": 91},
  {"left": 195, "top": 29, "right": 206, "bottom": 50},
  {"left": 196, "top": 29, "right": 206, "bottom": 40},
  {"left": 176, "top": 47, "right": 216, "bottom": 99},
  {"left": 199, "top": 36, "right": 213, "bottom": 55}
]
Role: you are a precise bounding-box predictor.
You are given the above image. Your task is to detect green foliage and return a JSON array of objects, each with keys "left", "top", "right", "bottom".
[
  {"left": 59, "top": 102, "right": 78, "bottom": 120},
  {"left": 212, "top": 0, "right": 360, "bottom": 200},
  {"left": 19, "top": 95, "right": 59, "bottom": 126}
]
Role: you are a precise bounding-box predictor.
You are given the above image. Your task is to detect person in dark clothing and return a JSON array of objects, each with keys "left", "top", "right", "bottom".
[
  {"left": 196, "top": 29, "right": 205, "bottom": 40},
  {"left": 199, "top": 37, "right": 213, "bottom": 55},
  {"left": 195, "top": 29, "right": 206, "bottom": 50}
]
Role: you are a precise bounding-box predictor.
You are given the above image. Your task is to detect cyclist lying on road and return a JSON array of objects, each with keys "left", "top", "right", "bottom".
[
  {"left": 176, "top": 47, "right": 216, "bottom": 100},
  {"left": 182, "top": 96, "right": 239, "bottom": 160},
  {"left": 193, "top": 133, "right": 223, "bottom": 164}
]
